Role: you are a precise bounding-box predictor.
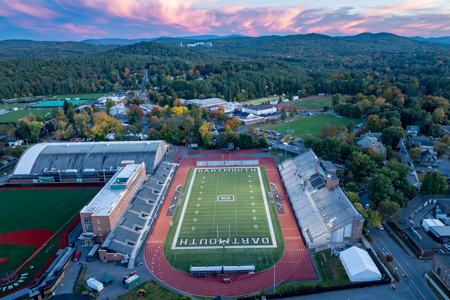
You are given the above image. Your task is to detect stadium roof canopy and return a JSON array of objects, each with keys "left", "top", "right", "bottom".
[
  {"left": 14, "top": 141, "right": 168, "bottom": 175},
  {"left": 340, "top": 247, "right": 381, "bottom": 282}
]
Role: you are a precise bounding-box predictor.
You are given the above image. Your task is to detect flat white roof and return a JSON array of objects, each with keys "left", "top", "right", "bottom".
[{"left": 81, "top": 163, "right": 142, "bottom": 216}]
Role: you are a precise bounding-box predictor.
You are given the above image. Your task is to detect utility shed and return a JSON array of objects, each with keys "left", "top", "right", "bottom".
[{"left": 340, "top": 247, "right": 381, "bottom": 282}]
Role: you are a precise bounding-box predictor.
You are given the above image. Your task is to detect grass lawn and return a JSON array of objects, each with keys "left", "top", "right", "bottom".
[
  {"left": 53, "top": 93, "right": 104, "bottom": 100},
  {"left": 281, "top": 96, "right": 331, "bottom": 110},
  {"left": 164, "top": 167, "right": 285, "bottom": 273},
  {"left": 115, "top": 280, "right": 185, "bottom": 300},
  {"left": 241, "top": 96, "right": 279, "bottom": 106},
  {"left": 0, "top": 188, "right": 99, "bottom": 294},
  {"left": 74, "top": 268, "right": 89, "bottom": 295},
  {"left": 267, "top": 114, "right": 361, "bottom": 137},
  {"left": 0, "top": 103, "right": 28, "bottom": 109},
  {"left": 0, "top": 108, "right": 53, "bottom": 124}
]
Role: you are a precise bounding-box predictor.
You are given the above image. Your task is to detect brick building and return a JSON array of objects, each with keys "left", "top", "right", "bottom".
[
  {"left": 79, "top": 161, "right": 146, "bottom": 244},
  {"left": 432, "top": 253, "right": 450, "bottom": 289}
]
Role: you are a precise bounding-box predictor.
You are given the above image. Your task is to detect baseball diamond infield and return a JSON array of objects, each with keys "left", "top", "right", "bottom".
[
  {"left": 144, "top": 154, "right": 317, "bottom": 297},
  {"left": 0, "top": 188, "right": 99, "bottom": 295}
]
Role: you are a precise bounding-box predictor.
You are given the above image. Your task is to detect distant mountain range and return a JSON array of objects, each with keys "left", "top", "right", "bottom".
[
  {"left": 81, "top": 35, "right": 246, "bottom": 45},
  {"left": 407, "top": 36, "right": 450, "bottom": 44},
  {"left": 336, "top": 32, "right": 450, "bottom": 45}
]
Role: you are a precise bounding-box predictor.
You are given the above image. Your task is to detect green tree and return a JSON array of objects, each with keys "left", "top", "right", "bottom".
[
  {"left": 390, "top": 191, "right": 408, "bottom": 207},
  {"left": 378, "top": 200, "right": 401, "bottom": 223},
  {"left": 346, "top": 191, "right": 360, "bottom": 203},
  {"left": 380, "top": 161, "right": 410, "bottom": 190},
  {"left": 386, "top": 145, "right": 394, "bottom": 160},
  {"left": 312, "top": 136, "right": 342, "bottom": 160},
  {"left": 367, "top": 174, "right": 392, "bottom": 205},
  {"left": 11, "top": 145, "right": 24, "bottom": 158},
  {"left": 28, "top": 121, "right": 44, "bottom": 141},
  {"left": 420, "top": 171, "right": 447, "bottom": 195},
  {"left": 408, "top": 147, "right": 422, "bottom": 161},
  {"left": 403, "top": 183, "right": 418, "bottom": 200},
  {"left": 345, "top": 152, "right": 376, "bottom": 181},
  {"left": 381, "top": 126, "right": 406, "bottom": 148},
  {"left": 331, "top": 93, "right": 341, "bottom": 106},
  {"left": 281, "top": 107, "right": 287, "bottom": 120},
  {"left": 345, "top": 182, "right": 357, "bottom": 192}
]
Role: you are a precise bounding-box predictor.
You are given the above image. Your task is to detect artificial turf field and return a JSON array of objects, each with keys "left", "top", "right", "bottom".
[
  {"left": 267, "top": 114, "right": 361, "bottom": 137},
  {"left": 281, "top": 96, "right": 331, "bottom": 110},
  {"left": 0, "top": 188, "right": 99, "bottom": 294},
  {"left": 164, "top": 167, "right": 285, "bottom": 272}
]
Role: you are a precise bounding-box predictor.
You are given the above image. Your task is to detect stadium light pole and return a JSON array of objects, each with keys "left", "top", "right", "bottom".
[{"left": 30, "top": 265, "right": 35, "bottom": 283}]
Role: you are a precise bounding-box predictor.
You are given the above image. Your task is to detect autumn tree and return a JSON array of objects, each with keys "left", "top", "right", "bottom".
[{"left": 127, "top": 104, "right": 144, "bottom": 123}]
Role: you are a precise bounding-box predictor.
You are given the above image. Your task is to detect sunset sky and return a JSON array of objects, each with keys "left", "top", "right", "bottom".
[{"left": 0, "top": 0, "right": 449, "bottom": 40}]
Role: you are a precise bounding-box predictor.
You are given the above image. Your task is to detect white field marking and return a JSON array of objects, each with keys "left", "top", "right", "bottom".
[
  {"left": 171, "top": 167, "right": 277, "bottom": 250},
  {"left": 171, "top": 168, "right": 198, "bottom": 249}
]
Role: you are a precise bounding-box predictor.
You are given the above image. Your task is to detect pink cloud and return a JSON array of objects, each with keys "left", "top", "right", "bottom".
[{"left": 1, "top": 0, "right": 450, "bottom": 39}]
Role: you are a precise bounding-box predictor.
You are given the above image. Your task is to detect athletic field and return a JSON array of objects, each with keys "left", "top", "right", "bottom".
[
  {"left": 268, "top": 114, "right": 361, "bottom": 137},
  {"left": 0, "top": 188, "right": 99, "bottom": 294},
  {"left": 281, "top": 96, "right": 331, "bottom": 110},
  {"left": 164, "top": 167, "right": 284, "bottom": 272}
]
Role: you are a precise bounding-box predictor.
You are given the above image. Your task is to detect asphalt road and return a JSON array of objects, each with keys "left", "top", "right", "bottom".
[{"left": 369, "top": 225, "right": 437, "bottom": 300}]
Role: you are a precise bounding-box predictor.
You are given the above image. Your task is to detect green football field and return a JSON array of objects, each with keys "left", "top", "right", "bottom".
[
  {"left": 281, "top": 96, "right": 331, "bottom": 110},
  {"left": 0, "top": 188, "right": 99, "bottom": 294},
  {"left": 267, "top": 114, "right": 361, "bottom": 137},
  {"left": 164, "top": 167, "right": 285, "bottom": 272},
  {"left": 52, "top": 93, "right": 104, "bottom": 100},
  {"left": 0, "top": 109, "right": 53, "bottom": 124}
]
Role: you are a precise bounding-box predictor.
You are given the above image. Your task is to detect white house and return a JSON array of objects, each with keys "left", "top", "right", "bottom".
[
  {"left": 109, "top": 103, "right": 126, "bottom": 116},
  {"left": 269, "top": 100, "right": 278, "bottom": 106},
  {"left": 4, "top": 138, "right": 23, "bottom": 148}
]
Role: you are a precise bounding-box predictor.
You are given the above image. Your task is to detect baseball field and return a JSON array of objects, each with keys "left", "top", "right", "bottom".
[
  {"left": 164, "top": 167, "right": 285, "bottom": 272},
  {"left": 0, "top": 188, "right": 99, "bottom": 294}
]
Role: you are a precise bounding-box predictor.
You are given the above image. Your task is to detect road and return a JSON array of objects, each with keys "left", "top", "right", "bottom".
[{"left": 369, "top": 225, "right": 437, "bottom": 300}]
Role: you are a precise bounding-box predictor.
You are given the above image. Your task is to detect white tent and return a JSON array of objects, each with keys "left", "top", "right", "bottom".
[{"left": 340, "top": 246, "right": 382, "bottom": 282}]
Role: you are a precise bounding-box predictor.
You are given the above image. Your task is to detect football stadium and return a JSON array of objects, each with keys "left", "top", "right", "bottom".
[{"left": 163, "top": 166, "right": 285, "bottom": 272}]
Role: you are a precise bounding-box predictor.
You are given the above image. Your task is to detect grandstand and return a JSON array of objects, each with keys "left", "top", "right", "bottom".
[
  {"left": 99, "top": 162, "right": 176, "bottom": 267},
  {"left": 10, "top": 141, "right": 168, "bottom": 183},
  {"left": 278, "top": 150, "right": 363, "bottom": 248}
]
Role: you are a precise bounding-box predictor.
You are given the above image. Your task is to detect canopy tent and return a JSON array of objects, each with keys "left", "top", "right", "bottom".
[
  {"left": 100, "top": 274, "right": 114, "bottom": 285},
  {"left": 339, "top": 247, "right": 382, "bottom": 282}
]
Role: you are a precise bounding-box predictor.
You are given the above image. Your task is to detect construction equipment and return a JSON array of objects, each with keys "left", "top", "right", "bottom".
[{"left": 137, "top": 289, "right": 146, "bottom": 297}]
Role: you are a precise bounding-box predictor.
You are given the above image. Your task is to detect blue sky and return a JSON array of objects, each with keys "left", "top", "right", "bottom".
[{"left": 0, "top": 0, "right": 449, "bottom": 40}]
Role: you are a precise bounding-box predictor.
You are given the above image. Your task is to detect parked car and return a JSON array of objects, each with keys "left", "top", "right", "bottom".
[
  {"left": 437, "top": 160, "right": 443, "bottom": 163},
  {"left": 73, "top": 251, "right": 81, "bottom": 261},
  {"left": 365, "top": 204, "right": 369, "bottom": 209},
  {"left": 379, "top": 225, "right": 384, "bottom": 230},
  {"left": 427, "top": 166, "right": 433, "bottom": 170},
  {"left": 294, "top": 148, "right": 299, "bottom": 151}
]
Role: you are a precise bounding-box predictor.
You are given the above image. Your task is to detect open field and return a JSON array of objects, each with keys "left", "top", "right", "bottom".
[
  {"left": 0, "top": 103, "right": 28, "bottom": 109},
  {"left": 0, "top": 109, "right": 53, "bottom": 124},
  {"left": 267, "top": 114, "right": 361, "bottom": 137},
  {"left": 0, "top": 188, "right": 99, "bottom": 294},
  {"left": 241, "top": 95, "right": 278, "bottom": 105},
  {"left": 282, "top": 96, "right": 331, "bottom": 110},
  {"left": 52, "top": 93, "right": 104, "bottom": 100},
  {"left": 164, "top": 167, "right": 284, "bottom": 272}
]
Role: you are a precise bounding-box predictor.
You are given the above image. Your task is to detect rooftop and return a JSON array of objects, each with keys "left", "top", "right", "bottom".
[
  {"left": 403, "top": 227, "right": 439, "bottom": 250},
  {"left": 81, "top": 163, "right": 143, "bottom": 216},
  {"left": 186, "top": 98, "right": 227, "bottom": 106},
  {"left": 436, "top": 253, "right": 450, "bottom": 266},
  {"left": 244, "top": 105, "right": 273, "bottom": 110},
  {"left": 401, "top": 195, "right": 450, "bottom": 220},
  {"left": 278, "top": 150, "right": 362, "bottom": 244}
]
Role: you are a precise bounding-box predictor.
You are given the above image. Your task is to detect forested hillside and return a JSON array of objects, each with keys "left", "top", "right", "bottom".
[
  {"left": 1, "top": 34, "right": 450, "bottom": 102},
  {"left": 0, "top": 41, "right": 116, "bottom": 60}
]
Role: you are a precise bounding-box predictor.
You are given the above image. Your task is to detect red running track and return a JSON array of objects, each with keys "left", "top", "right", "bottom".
[
  {"left": 144, "top": 153, "right": 317, "bottom": 297},
  {"left": 173, "top": 148, "right": 183, "bottom": 163}
]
